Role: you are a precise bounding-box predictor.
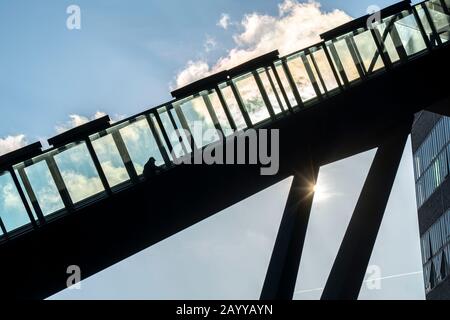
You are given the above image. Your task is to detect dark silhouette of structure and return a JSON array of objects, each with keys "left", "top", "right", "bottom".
[{"left": 0, "top": 0, "right": 448, "bottom": 300}]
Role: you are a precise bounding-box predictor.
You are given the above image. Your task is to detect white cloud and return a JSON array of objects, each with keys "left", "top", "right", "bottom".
[
  {"left": 55, "top": 111, "right": 125, "bottom": 134},
  {"left": 100, "top": 161, "right": 130, "bottom": 187},
  {"left": 60, "top": 170, "right": 104, "bottom": 203},
  {"left": 55, "top": 111, "right": 107, "bottom": 134},
  {"left": 2, "top": 182, "right": 23, "bottom": 210},
  {"left": 0, "top": 134, "right": 28, "bottom": 156},
  {"left": 0, "top": 111, "right": 125, "bottom": 157},
  {"left": 204, "top": 35, "right": 218, "bottom": 53},
  {"left": 175, "top": 0, "right": 352, "bottom": 88},
  {"left": 217, "top": 13, "right": 231, "bottom": 30},
  {"left": 174, "top": 60, "right": 211, "bottom": 90}
]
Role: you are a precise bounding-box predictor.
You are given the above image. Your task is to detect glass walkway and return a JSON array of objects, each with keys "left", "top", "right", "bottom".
[{"left": 0, "top": 0, "right": 449, "bottom": 241}]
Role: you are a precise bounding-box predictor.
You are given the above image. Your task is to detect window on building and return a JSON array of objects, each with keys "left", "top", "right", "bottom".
[{"left": 413, "top": 117, "right": 450, "bottom": 207}]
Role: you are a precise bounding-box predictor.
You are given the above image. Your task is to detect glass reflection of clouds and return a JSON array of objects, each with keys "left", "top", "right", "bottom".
[
  {"left": 91, "top": 134, "right": 130, "bottom": 187},
  {"left": 275, "top": 63, "right": 298, "bottom": 107},
  {"left": 234, "top": 74, "right": 270, "bottom": 125},
  {"left": 24, "top": 160, "right": 65, "bottom": 216},
  {"left": 0, "top": 172, "right": 31, "bottom": 232},
  {"left": 208, "top": 91, "right": 234, "bottom": 137},
  {"left": 312, "top": 49, "right": 339, "bottom": 92},
  {"left": 258, "top": 69, "right": 284, "bottom": 114},
  {"left": 287, "top": 55, "right": 318, "bottom": 103},
  {"left": 176, "top": 96, "right": 220, "bottom": 148},
  {"left": 219, "top": 85, "right": 248, "bottom": 131},
  {"left": 119, "top": 118, "right": 164, "bottom": 174},
  {"left": 53, "top": 143, "right": 104, "bottom": 203}
]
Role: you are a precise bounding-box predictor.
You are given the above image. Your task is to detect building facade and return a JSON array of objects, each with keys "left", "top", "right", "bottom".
[{"left": 412, "top": 111, "right": 450, "bottom": 300}]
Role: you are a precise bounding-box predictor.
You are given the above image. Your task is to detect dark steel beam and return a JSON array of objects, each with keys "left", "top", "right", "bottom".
[
  {"left": 48, "top": 116, "right": 111, "bottom": 148},
  {"left": 260, "top": 161, "right": 319, "bottom": 300},
  {"left": 321, "top": 121, "right": 412, "bottom": 300}
]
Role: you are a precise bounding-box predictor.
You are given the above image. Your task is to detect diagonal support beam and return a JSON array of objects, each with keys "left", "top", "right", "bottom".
[
  {"left": 321, "top": 123, "right": 411, "bottom": 300},
  {"left": 260, "top": 162, "right": 319, "bottom": 300}
]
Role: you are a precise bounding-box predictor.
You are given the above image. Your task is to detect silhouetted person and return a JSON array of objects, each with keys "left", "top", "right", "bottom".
[{"left": 143, "top": 157, "right": 161, "bottom": 180}]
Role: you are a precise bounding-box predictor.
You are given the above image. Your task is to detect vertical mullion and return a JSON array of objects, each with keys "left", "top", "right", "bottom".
[
  {"left": 85, "top": 139, "right": 112, "bottom": 196},
  {"left": 146, "top": 114, "right": 171, "bottom": 166},
  {"left": 387, "top": 14, "right": 409, "bottom": 61},
  {"left": 202, "top": 94, "right": 225, "bottom": 137},
  {"left": 440, "top": 0, "right": 450, "bottom": 15},
  {"left": 17, "top": 166, "right": 45, "bottom": 224},
  {"left": 0, "top": 216, "right": 7, "bottom": 237},
  {"left": 215, "top": 85, "right": 237, "bottom": 131},
  {"left": 9, "top": 168, "right": 38, "bottom": 228},
  {"left": 152, "top": 110, "right": 174, "bottom": 155},
  {"left": 229, "top": 81, "right": 253, "bottom": 128},
  {"left": 173, "top": 103, "right": 198, "bottom": 151},
  {"left": 345, "top": 36, "right": 366, "bottom": 78},
  {"left": 112, "top": 131, "right": 139, "bottom": 183},
  {"left": 369, "top": 27, "right": 393, "bottom": 72},
  {"left": 421, "top": 2, "right": 443, "bottom": 47},
  {"left": 322, "top": 43, "right": 344, "bottom": 90},
  {"left": 328, "top": 42, "right": 350, "bottom": 87},
  {"left": 300, "top": 53, "right": 323, "bottom": 99},
  {"left": 166, "top": 107, "right": 189, "bottom": 155},
  {"left": 281, "top": 59, "right": 304, "bottom": 109},
  {"left": 265, "top": 67, "right": 285, "bottom": 112},
  {"left": 412, "top": 6, "right": 433, "bottom": 51},
  {"left": 308, "top": 51, "right": 328, "bottom": 95},
  {"left": 46, "top": 156, "right": 74, "bottom": 211},
  {"left": 270, "top": 63, "right": 293, "bottom": 112},
  {"left": 253, "top": 71, "right": 276, "bottom": 120}
]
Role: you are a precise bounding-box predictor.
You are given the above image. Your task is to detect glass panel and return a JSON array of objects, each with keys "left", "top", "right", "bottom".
[
  {"left": 233, "top": 73, "right": 270, "bottom": 124},
  {"left": 24, "top": 160, "right": 65, "bottom": 216},
  {"left": 307, "top": 54, "right": 326, "bottom": 94},
  {"left": 274, "top": 63, "right": 298, "bottom": 107},
  {"left": 170, "top": 108, "right": 193, "bottom": 153},
  {"left": 53, "top": 143, "right": 105, "bottom": 203},
  {"left": 208, "top": 90, "right": 234, "bottom": 136},
  {"left": 91, "top": 134, "right": 130, "bottom": 187},
  {"left": 286, "top": 54, "right": 317, "bottom": 102},
  {"left": 374, "top": 21, "right": 401, "bottom": 63},
  {"left": 426, "top": 0, "right": 450, "bottom": 43},
  {"left": 394, "top": 12, "right": 427, "bottom": 55},
  {"left": 158, "top": 108, "right": 187, "bottom": 158},
  {"left": 119, "top": 118, "right": 165, "bottom": 175},
  {"left": 267, "top": 68, "right": 287, "bottom": 110},
  {"left": 175, "top": 96, "right": 220, "bottom": 148},
  {"left": 312, "top": 49, "right": 339, "bottom": 92},
  {"left": 353, "top": 29, "right": 384, "bottom": 72},
  {"left": 257, "top": 69, "right": 283, "bottom": 114},
  {"left": 332, "top": 39, "right": 360, "bottom": 82},
  {"left": 0, "top": 171, "right": 31, "bottom": 232},
  {"left": 14, "top": 168, "right": 38, "bottom": 221},
  {"left": 218, "top": 85, "right": 247, "bottom": 130},
  {"left": 416, "top": 4, "right": 438, "bottom": 44},
  {"left": 149, "top": 113, "right": 174, "bottom": 161}
]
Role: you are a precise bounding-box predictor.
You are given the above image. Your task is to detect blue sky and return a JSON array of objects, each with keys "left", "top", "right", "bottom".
[
  {"left": 0, "top": 0, "right": 426, "bottom": 299},
  {"left": 0, "top": 0, "right": 404, "bottom": 144},
  {"left": 51, "top": 143, "right": 424, "bottom": 300}
]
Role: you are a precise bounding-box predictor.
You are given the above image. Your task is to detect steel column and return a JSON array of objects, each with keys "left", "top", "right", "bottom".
[
  {"left": 321, "top": 123, "right": 411, "bottom": 300},
  {"left": 260, "top": 162, "right": 319, "bottom": 300}
]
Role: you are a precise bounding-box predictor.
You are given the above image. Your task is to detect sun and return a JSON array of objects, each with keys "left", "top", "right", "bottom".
[{"left": 312, "top": 182, "right": 330, "bottom": 202}]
